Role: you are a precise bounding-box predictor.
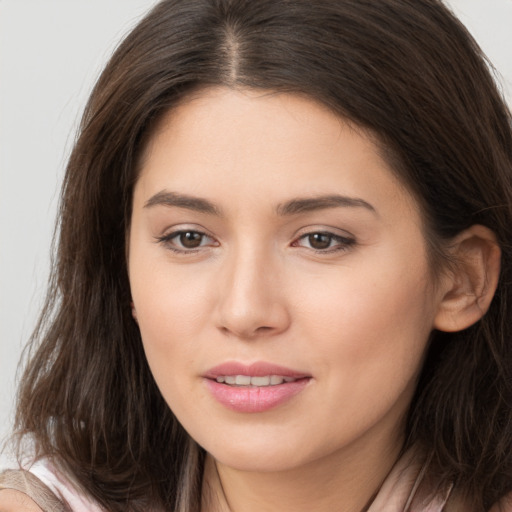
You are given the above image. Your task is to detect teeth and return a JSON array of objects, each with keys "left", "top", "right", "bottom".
[
  {"left": 215, "top": 375, "right": 298, "bottom": 387},
  {"left": 251, "top": 376, "right": 271, "bottom": 386},
  {"left": 235, "top": 375, "right": 251, "bottom": 386},
  {"left": 270, "top": 375, "right": 283, "bottom": 385}
]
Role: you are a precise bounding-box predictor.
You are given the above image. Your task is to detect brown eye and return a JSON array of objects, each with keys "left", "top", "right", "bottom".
[
  {"left": 156, "top": 229, "right": 217, "bottom": 253},
  {"left": 307, "top": 233, "right": 333, "bottom": 250},
  {"left": 293, "top": 231, "right": 356, "bottom": 253},
  {"left": 179, "top": 231, "right": 204, "bottom": 248}
]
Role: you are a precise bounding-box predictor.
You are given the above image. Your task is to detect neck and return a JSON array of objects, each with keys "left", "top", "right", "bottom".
[{"left": 201, "top": 427, "right": 404, "bottom": 512}]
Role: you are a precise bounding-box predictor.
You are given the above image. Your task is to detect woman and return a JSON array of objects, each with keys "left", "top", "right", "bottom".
[{"left": 1, "top": 0, "right": 511, "bottom": 510}]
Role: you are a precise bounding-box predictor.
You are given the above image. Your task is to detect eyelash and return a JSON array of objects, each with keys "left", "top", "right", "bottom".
[
  {"left": 155, "top": 230, "right": 217, "bottom": 253},
  {"left": 292, "top": 232, "right": 356, "bottom": 253},
  {"left": 155, "top": 230, "right": 356, "bottom": 255}
]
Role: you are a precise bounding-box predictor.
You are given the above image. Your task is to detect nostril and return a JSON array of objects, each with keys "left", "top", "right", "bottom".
[
  {"left": 255, "top": 326, "right": 273, "bottom": 333},
  {"left": 215, "top": 281, "right": 291, "bottom": 339},
  {"left": 218, "top": 324, "right": 280, "bottom": 340}
]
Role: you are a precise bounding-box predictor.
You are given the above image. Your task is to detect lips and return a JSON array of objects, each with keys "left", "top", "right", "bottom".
[
  {"left": 205, "top": 361, "right": 309, "bottom": 379},
  {"left": 203, "top": 361, "right": 311, "bottom": 413}
]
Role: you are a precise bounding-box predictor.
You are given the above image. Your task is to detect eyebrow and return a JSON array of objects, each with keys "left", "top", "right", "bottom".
[
  {"left": 276, "top": 195, "right": 377, "bottom": 216},
  {"left": 144, "top": 191, "right": 221, "bottom": 215},
  {"left": 144, "top": 191, "right": 377, "bottom": 217}
]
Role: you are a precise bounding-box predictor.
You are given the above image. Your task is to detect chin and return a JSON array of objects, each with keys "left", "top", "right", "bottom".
[
  {"left": 197, "top": 429, "right": 332, "bottom": 474},
  {"left": 212, "top": 449, "right": 307, "bottom": 473}
]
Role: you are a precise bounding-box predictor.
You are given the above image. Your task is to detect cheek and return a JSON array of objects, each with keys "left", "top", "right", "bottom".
[
  {"left": 295, "top": 249, "right": 436, "bottom": 387},
  {"left": 129, "top": 264, "right": 213, "bottom": 418},
  {"left": 128, "top": 243, "right": 210, "bottom": 370}
]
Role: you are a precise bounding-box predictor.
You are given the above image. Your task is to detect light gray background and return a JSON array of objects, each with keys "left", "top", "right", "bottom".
[{"left": 1, "top": 0, "right": 511, "bottom": 448}]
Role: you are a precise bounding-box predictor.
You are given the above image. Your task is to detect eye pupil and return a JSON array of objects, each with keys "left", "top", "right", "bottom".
[
  {"left": 308, "top": 233, "right": 332, "bottom": 250},
  {"left": 179, "top": 231, "right": 203, "bottom": 248}
]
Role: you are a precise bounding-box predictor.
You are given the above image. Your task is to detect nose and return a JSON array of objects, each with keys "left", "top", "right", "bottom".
[{"left": 215, "top": 247, "right": 291, "bottom": 340}]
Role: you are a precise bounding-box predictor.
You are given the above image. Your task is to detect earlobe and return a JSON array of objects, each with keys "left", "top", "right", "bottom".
[{"left": 434, "top": 225, "right": 501, "bottom": 333}]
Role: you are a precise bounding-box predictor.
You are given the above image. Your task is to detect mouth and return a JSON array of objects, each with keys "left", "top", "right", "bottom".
[
  {"left": 203, "top": 361, "right": 311, "bottom": 413},
  {"left": 214, "top": 375, "right": 300, "bottom": 387}
]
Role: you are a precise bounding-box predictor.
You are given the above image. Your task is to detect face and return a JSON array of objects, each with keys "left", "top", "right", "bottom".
[{"left": 129, "top": 87, "right": 444, "bottom": 474}]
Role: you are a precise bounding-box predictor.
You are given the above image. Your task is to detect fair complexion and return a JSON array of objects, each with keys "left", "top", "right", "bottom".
[
  {"left": 128, "top": 87, "right": 499, "bottom": 512},
  {"left": 0, "top": 490, "right": 44, "bottom": 512}
]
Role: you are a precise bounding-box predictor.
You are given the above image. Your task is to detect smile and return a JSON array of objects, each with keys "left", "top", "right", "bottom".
[
  {"left": 204, "top": 362, "right": 311, "bottom": 413},
  {"left": 215, "top": 375, "right": 298, "bottom": 386}
]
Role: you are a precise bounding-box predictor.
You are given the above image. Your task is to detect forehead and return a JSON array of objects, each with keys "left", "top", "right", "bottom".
[{"left": 136, "top": 86, "right": 418, "bottom": 220}]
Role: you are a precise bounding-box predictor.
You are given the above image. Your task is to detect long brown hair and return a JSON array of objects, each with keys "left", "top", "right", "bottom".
[{"left": 15, "top": 1, "right": 512, "bottom": 510}]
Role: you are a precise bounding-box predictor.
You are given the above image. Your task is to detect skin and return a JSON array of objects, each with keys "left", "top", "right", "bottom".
[
  {"left": 0, "top": 490, "right": 44, "bottom": 512},
  {"left": 127, "top": 87, "right": 483, "bottom": 512}
]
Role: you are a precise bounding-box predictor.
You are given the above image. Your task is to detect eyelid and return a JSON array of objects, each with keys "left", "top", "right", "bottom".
[
  {"left": 293, "top": 225, "right": 355, "bottom": 240},
  {"left": 153, "top": 224, "right": 355, "bottom": 254},
  {"left": 291, "top": 226, "right": 356, "bottom": 253},
  {"left": 154, "top": 225, "right": 219, "bottom": 253}
]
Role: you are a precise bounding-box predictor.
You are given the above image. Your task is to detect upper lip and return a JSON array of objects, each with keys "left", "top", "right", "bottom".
[{"left": 204, "top": 361, "right": 310, "bottom": 379}]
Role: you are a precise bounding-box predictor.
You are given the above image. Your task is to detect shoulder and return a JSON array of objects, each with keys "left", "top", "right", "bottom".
[
  {"left": 0, "top": 488, "right": 44, "bottom": 511},
  {"left": 0, "top": 467, "right": 68, "bottom": 512},
  {"left": 0, "top": 452, "right": 102, "bottom": 512}
]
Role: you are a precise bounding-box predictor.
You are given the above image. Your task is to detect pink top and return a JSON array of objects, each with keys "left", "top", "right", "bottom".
[{"left": 26, "top": 459, "right": 103, "bottom": 512}]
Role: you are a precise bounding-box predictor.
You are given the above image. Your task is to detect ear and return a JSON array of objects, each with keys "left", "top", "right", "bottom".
[{"left": 434, "top": 225, "right": 501, "bottom": 332}]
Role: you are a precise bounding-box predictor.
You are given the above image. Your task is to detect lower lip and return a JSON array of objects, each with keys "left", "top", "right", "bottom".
[{"left": 204, "top": 378, "right": 310, "bottom": 413}]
